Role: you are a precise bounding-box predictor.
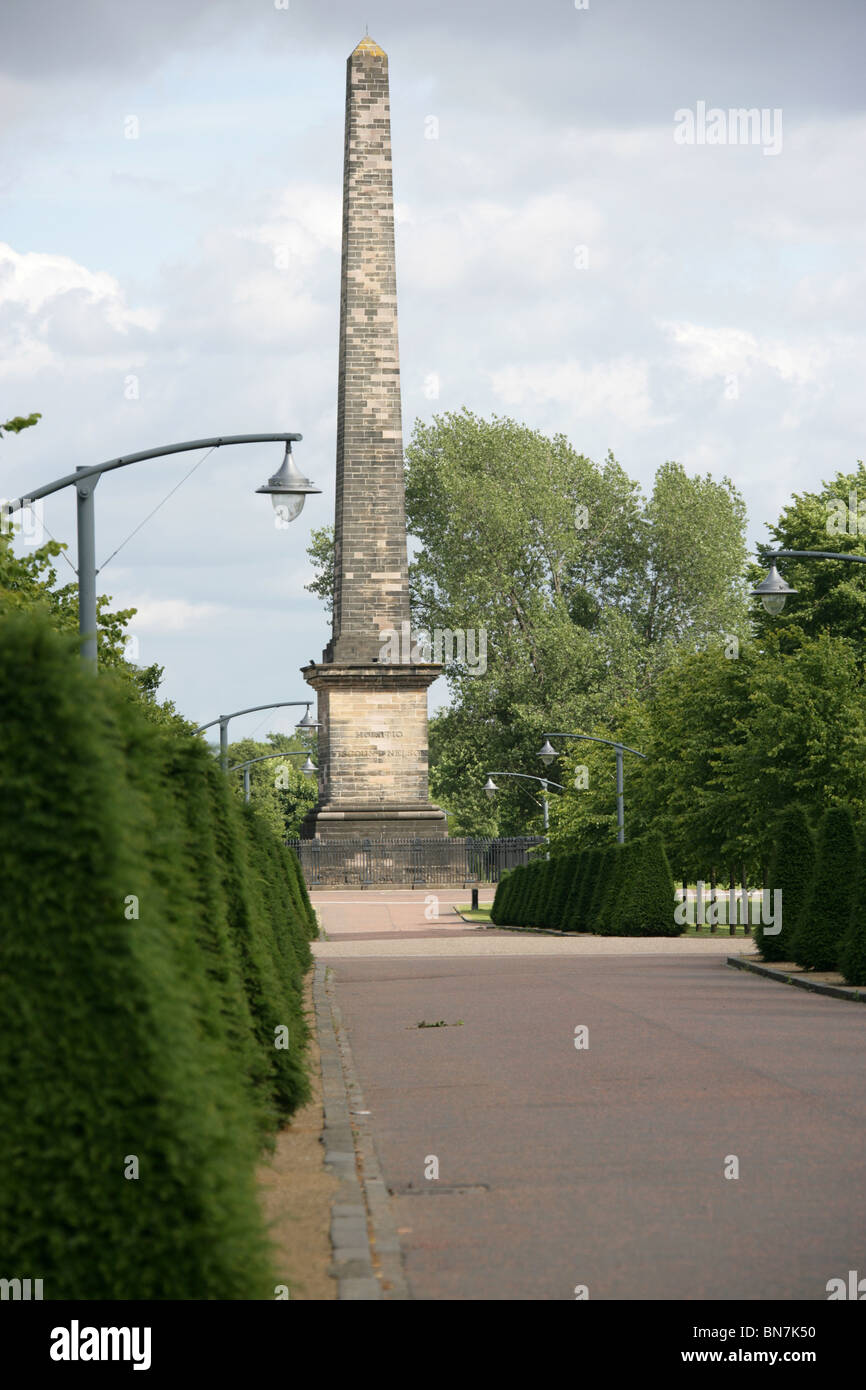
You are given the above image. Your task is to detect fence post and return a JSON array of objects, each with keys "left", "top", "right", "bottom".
[{"left": 741, "top": 861, "right": 749, "bottom": 933}]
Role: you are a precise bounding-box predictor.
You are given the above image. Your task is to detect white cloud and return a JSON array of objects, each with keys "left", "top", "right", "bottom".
[
  {"left": 124, "top": 596, "right": 223, "bottom": 632},
  {"left": 0, "top": 242, "right": 159, "bottom": 332},
  {"left": 487, "top": 357, "right": 660, "bottom": 431},
  {"left": 660, "top": 319, "right": 828, "bottom": 386}
]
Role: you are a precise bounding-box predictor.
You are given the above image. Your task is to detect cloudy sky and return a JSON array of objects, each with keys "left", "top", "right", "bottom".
[{"left": 2, "top": 0, "right": 864, "bottom": 736}]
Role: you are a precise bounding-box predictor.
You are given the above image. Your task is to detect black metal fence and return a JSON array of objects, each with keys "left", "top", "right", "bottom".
[{"left": 286, "top": 836, "right": 545, "bottom": 887}]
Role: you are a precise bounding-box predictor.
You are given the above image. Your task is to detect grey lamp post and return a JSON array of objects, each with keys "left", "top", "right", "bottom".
[
  {"left": 751, "top": 549, "right": 866, "bottom": 614},
  {"left": 1, "top": 434, "right": 319, "bottom": 666},
  {"left": 229, "top": 750, "right": 317, "bottom": 804},
  {"left": 483, "top": 771, "right": 564, "bottom": 858},
  {"left": 538, "top": 733, "right": 647, "bottom": 845},
  {"left": 195, "top": 701, "right": 319, "bottom": 773}
]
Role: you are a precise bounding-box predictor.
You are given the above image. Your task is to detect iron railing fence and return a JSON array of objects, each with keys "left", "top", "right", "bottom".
[{"left": 286, "top": 836, "right": 546, "bottom": 887}]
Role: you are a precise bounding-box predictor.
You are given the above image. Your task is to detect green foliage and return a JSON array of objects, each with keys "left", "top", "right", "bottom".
[
  {"left": 0, "top": 614, "right": 312, "bottom": 1298},
  {"left": 750, "top": 461, "right": 866, "bottom": 659},
  {"left": 1, "top": 411, "right": 41, "bottom": 435},
  {"left": 792, "top": 806, "right": 858, "bottom": 972},
  {"left": 759, "top": 807, "right": 816, "bottom": 961},
  {"left": 304, "top": 524, "right": 335, "bottom": 614},
  {"left": 608, "top": 834, "right": 679, "bottom": 936},
  {"left": 226, "top": 731, "right": 318, "bottom": 840},
  {"left": 305, "top": 411, "right": 749, "bottom": 837},
  {"left": 547, "top": 852, "right": 581, "bottom": 930},
  {"left": 0, "top": 411, "right": 179, "bottom": 716},
  {"left": 551, "top": 630, "right": 866, "bottom": 876},
  {"left": 839, "top": 837, "right": 866, "bottom": 986},
  {"left": 491, "top": 835, "right": 676, "bottom": 936},
  {"left": 490, "top": 866, "right": 515, "bottom": 924},
  {"left": 594, "top": 845, "right": 625, "bottom": 935},
  {"left": 563, "top": 848, "right": 602, "bottom": 932}
]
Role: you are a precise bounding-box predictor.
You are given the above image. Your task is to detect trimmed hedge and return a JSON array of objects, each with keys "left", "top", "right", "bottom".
[
  {"left": 840, "top": 835, "right": 866, "bottom": 985},
  {"left": 548, "top": 852, "right": 581, "bottom": 930},
  {"left": 0, "top": 615, "right": 312, "bottom": 1298},
  {"left": 564, "top": 848, "right": 600, "bottom": 932},
  {"left": 608, "top": 834, "right": 680, "bottom": 936},
  {"left": 792, "top": 805, "right": 858, "bottom": 972},
  {"left": 490, "top": 866, "right": 516, "bottom": 924},
  {"left": 492, "top": 835, "right": 679, "bottom": 936},
  {"left": 759, "top": 806, "right": 815, "bottom": 962}
]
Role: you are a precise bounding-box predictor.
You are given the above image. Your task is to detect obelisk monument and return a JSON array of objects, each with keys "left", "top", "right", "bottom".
[{"left": 301, "top": 36, "right": 447, "bottom": 840}]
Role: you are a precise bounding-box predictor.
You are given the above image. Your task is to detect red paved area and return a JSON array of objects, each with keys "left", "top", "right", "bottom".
[{"left": 329, "top": 953, "right": 866, "bottom": 1300}]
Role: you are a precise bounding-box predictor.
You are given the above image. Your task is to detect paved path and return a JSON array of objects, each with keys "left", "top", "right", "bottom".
[
  {"left": 311, "top": 889, "right": 753, "bottom": 957},
  {"left": 313, "top": 892, "right": 866, "bottom": 1300}
]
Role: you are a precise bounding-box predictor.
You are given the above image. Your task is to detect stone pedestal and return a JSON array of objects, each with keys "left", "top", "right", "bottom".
[{"left": 300, "top": 663, "right": 447, "bottom": 839}]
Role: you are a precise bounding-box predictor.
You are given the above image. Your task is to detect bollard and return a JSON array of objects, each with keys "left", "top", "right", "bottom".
[{"left": 471, "top": 887, "right": 479, "bottom": 911}]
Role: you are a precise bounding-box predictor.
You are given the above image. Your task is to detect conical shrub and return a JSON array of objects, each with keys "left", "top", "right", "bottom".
[
  {"left": 610, "top": 834, "right": 679, "bottom": 936},
  {"left": 792, "top": 805, "right": 858, "bottom": 972},
  {"left": 759, "top": 806, "right": 815, "bottom": 962},
  {"left": 839, "top": 833, "right": 866, "bottom": 985}
]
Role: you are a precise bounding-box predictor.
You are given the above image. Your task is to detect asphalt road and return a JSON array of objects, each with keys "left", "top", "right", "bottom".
[{"left": 329, "top": 953, "right": 866, "bottom": 1300}]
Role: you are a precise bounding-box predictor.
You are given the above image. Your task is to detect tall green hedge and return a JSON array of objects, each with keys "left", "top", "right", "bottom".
[
  {"left": 490, "top": 866, "right": 516, "bottom": 924},
  {"left": 759, "top": 806, "right": 815, "bottom": 962},
  {"left": 549, "top": 852, "right": 581, "bottom": 930},
  {"left": 840, "top": 835, "right": 866, "bottom": 985},
  {"left": 0, "top": 614, "right": 312, "bottom": 1298},
  {"left": 792, "top": 805, "right": 858, "bottom": 972},
  {"left": 564, "top": 848, "right": 601, "bottom": 932},
  {"left": 533, "top": 853, "right": 558, "bottom": 926},
  {"left": 491, "top": 836, "right": 678, "bottom": 937},
  {"left": 608, "top": 834, "right": 679, "bottom": 936}
]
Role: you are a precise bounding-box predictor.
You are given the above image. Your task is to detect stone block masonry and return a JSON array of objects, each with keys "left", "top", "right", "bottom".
[{"left": 302, "top": 37, "right": 447, "bottom": 841}]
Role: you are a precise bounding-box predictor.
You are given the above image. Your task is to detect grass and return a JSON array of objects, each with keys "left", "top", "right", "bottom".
[{"left": 458, "top": 905, "right": 752, "bottom": 936}]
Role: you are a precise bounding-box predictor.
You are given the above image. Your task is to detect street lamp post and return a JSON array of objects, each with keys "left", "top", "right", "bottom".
[
  {"left": 538, "top": 732, "right": 647, "bottom": 845},
  {"left": 483, "top": 771, "right": 565, "bottom": 858},
  {"left": 2, "top": 434, "right": 319, "bottom": 666},
  {"left": 751, "top": 549, "right": 866, "bottom": 614},
  {"left": 228, "top": 750, "right": 317, "bottom": 804},
  {"left": 194, "top": 701, "right": 319, "bottom": 773}
]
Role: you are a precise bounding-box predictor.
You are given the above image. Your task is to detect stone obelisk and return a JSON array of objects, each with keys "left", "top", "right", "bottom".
[{"left": 301, "top": 36, "right": 447, "bottom": 840}]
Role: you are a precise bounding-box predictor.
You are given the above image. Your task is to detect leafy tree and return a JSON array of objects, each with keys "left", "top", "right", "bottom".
[
  {"left": 225, "top": 731, "right": 317, "bottom": 840},
  {"left": 551, "top": 632, "right": 866, "bottom": 877},
  {"left": 410, "top": 414, "right": 748, "bottom": 834},
  {"left": 750, "top": 461, "right": 866, "bottom": 659},
  {"left": 304, "top": 524, "right": 335, "bottom": 615},
  {"left": 307, "top": 411, "right": 749, "bottom": 836},
  {"left": 0, "top": 412, "right": 173, "bottom": 713}
]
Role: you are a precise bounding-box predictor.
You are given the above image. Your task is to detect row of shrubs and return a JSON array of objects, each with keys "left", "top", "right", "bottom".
[
  {"left": 0, "top": 615, "right": 317, "bottom": 1298},
  {"left": 755, "top": 803, "right": 866, "bottom": 985},
  {"left": 490, "top": 832, "right": 681, "bottom": 936}
]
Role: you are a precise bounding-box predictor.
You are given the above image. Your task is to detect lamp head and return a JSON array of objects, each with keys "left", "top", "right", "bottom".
[
  {"left": 296, "top": 705, "right": 320, "bottom": 731},
  {"left": 256, "top": 441, "right": 321, "bottom": 522},
  {"left": 483, "top": 776, "right": 499, "bottom": 800},
  {"left": 751, "top": 560, "right": 797, "bottom": 616},
  {"left": 538, "top": 739, "right": 557, "bottom": 767}
]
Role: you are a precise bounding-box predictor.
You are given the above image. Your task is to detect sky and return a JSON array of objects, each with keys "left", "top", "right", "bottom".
[{"left": 2, "top": 0, "right": 865, "bottom": 738}]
